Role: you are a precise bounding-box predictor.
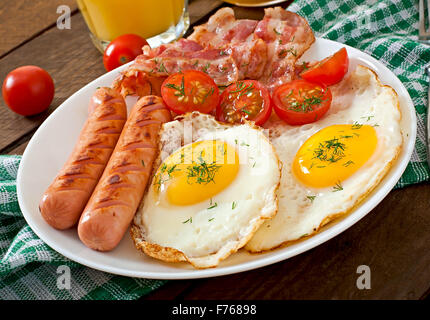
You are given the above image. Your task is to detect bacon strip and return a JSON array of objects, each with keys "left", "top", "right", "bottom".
[{"left": 113, "top": 7, "right": 315, "bottom": 98}]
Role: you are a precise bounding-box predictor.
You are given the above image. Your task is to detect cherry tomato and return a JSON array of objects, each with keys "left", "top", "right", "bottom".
[
  {"left": 300, "top": 47, "right": 349, "bottom": 86},
  {"left": 161, "top": 70, "right": 220, "bottom": 114},
  {"left": 216, "top": 80, "right": 271, "bottom": 126},
  {"left": 272, "top": 80, "right": 332, "bottom": 126},
  {"left": 103, "top": 34, "right": 148, "bottom": 71},
  {"left": 2, "top": 65, "right": 54, "bottom": 116}
]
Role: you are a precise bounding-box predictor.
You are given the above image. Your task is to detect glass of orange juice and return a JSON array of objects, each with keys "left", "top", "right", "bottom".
[{"left": 77, "top": 0, "right": 190, "bottom": 52}]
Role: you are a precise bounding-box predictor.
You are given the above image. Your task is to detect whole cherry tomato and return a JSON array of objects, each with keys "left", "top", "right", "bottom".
[
  {"left": 2, "top": 65, "right": 55, "bottom": 116},
  {"left": 103, "top": 34, "right": 149, "bottom": 71}
]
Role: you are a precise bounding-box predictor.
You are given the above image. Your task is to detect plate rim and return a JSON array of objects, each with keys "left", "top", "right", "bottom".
[{"left": 16, "top": 38, "right": 417, "bottom": 279}]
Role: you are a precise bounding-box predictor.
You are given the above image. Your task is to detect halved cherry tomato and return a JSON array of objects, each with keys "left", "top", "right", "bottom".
[
  {"left": 103, "top": 34, "right": 148, "bottom": 71},
  {"left": 272, "top": 80, "right": 332, "bottom": 126},
  {"left": 216, "top": 80, "right": 271, "bottom": 126},
  {"left": 2, "top": 65, "right": 54, "bottom": 116},
  {"left": 161, "top": 70, "right": 220, "bottom": 114},
  {"left": 300, "top": 47, "right": 349, "bottom": 86}
]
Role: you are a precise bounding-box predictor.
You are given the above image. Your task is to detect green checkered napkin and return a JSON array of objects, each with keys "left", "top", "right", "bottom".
[
  {"left": 289, "top": 0, "right": 430, "bottom": 187},
  {"left": 0, "top": 156, "right": 166, "bottom": 299},
  {"left": 1, "top": 0, "right": 429, "bottom": 300}
]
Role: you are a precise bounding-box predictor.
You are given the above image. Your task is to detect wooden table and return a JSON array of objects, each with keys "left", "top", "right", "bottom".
[{"left": 1, "top": 0, "right": 429, "bottom": 300}]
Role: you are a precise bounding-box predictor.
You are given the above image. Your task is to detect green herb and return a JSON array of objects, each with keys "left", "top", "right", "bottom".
[
  {"left": 240, "top": 142, "right": 250, "bottom": 147},
  {"left": 164, "top": 76, "right": 185, "bottom": 98},
  {"left": 141, "top": 160, "right": 145, "bottom": 167},
  {"left": 278, "top": 49, "right": 287, "bottom": 58},
  {"left": 361, "top": 115, "right": 374, "bottom": 121},
  {"left": 208, "top": 202, "right": 218, "bottom": 210},
  {"left": 157, "top": 62, "right": 168, "bottom": 73},
  {"left": 202, "top": 63, "right": 210, "bottom": 74},
  {"left": 208, "top": 218, "right": 215, "bottom": 222},
  {"left": 351, "top": 122, "right": 363, "bottom": 130},
  {"left": 313, "top": 138, "right": 346, "bottom": 163},
  {"left": 343, "top": 160, "right": 354, "bottom": 167},
  {"left": 301, "top": 61, "right": 309, "bottom": 71},
  {"left": 332, "top": 181, "right": 344, "bottom": 192},
  {"left": 182, "top": 217, "right": 192, "bottom": 224},
  {"left": 273, "top": 28, "right": 281, "bottom": 35},
  {"left": 232, "top": 201, "right": 237, "bottom": 210},
  {"left": 307, "top": 195, "right": 316, "bottom": 202},
  {"left": 201, "top": 87, "right": 215, "bottom": 104},
  {"left": 241, "top": 108, "right": 252, "bottom": 115},
  {"left": 186, "top": 157, "right": 221, "bottom": 185}
]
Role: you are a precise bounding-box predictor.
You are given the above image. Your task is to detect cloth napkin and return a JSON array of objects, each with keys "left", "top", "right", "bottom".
[
  {"left": 1, "top": 0, "right": 429, "bottom": 300},
  {"left": 0, "top": 155, "right": 166, "bottom": 299},
  {"left": 289, "top": 0, "right": 430, "bottom": 187}
]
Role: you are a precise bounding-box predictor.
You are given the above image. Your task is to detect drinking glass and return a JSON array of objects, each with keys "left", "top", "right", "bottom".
[{"left": 77, "top": 0, "right": 190, "bottom": 52}]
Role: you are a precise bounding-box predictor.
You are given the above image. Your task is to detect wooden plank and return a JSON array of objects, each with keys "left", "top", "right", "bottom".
[
  {"left": 0, "top": 0, "right": 224, "bottom": 154},
  {"left": 7, "top": 141, "right": 28, "bottom": 155},
  {"left": 154, "top": 184, "right": 430, "bottom": 300},
  {"left": 0, "top": 13, "right": 106, "bottom": 154},
  {"left": 0, "top": 0, "right": 77, "bottom": 57}
]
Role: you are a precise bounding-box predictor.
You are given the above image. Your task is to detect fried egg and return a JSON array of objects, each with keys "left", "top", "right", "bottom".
[
  {"left": 245, "top": 65, "right": 403, "bottom": 252},
  {"left": 131, "top": 113, "right": 281, "bottom": 268}
]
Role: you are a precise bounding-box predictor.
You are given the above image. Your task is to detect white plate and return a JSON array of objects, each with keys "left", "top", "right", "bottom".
[{"left": 17, "top": 38, "right": 416, "bottom": 279}]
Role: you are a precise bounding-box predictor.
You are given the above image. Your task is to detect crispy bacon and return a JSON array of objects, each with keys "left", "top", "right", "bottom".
[
  {"left": 254, "top": 7, "right": 315, "bottom": 91},
  {"left": 113, "top": 7, "right": 315, "bottom": 98}
]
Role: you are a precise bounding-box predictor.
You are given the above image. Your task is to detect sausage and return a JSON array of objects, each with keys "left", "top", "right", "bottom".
[
  {"left": 77, "top": 95, "right": 172, "bottom": 251},
  {"left": 39, "top": 87, "right": 127, "bottom": 230}
]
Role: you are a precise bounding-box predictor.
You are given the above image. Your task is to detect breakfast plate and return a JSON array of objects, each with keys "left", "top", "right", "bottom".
[{"left": 17, "top": 38, "right": 416, "bottom": 279}]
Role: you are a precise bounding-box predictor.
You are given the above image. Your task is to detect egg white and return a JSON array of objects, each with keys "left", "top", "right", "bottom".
[
  {"left": 245, "top": 65, "right": 403, "bottom": 252},
  {"left": 131, "top": 114, "right": 281, "bottom": 268}
]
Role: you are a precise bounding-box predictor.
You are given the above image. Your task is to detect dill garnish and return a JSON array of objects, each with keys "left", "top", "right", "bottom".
[
  {"left": 157, "top": 62, "right": 168, "bottom": 73},
  {"left": 313, "top": 138, "right": 346, "bottom": 163},
  {"left": 332, "top": 181, "right": 344, "bottom": 192},
  {"left": 202, "top": 63, "right": 210, "bottom": 74},
  {"left": 307, "top": 195, "right": 316, "bottom": 202},
  {"left": 182, "top": 217, "right": 192, "bottom": 224},
  {"left": 273, "top": 28, "right": 281, "bottom": 35},
  {"left": 186, "top": 156, "right": 221, "bottom": 185},
  {"left": 343, "top": 160, "right": 354, "bottom": 167},
  {"left": 208, "top": 202, "right": 218, "bottom": 210},
  {"left": 351, "top": 122, "right": 363, "bottom": 130},
  {"left": 164, "top": 76, "right": 185, "bottom": 98},
  {"left": 232, "top": 201, "right": 237, "bottom": 210}
]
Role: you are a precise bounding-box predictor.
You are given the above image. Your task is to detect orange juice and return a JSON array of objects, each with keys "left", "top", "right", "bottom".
[{"left": 77, "top": 0, "right": 186, "bottom": 42}]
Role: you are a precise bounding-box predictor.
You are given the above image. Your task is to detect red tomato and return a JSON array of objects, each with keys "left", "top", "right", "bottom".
[
  {"left": 103, "top": 34, "right": 148, "bottom": 71},
  {"left": 216, "top": 80, "right": 271, "bottom": 126},
  {"left": 300, "top": 47, "right": 349, "bottom": 86},
  {"left": 161, "top": 70, "right": 220, "bottom": 114},
  {"left": 272, "top": 80, "right": 332, "bottom": 126},
  {"left": 2, "top": 66, "right": 54, "bottom": 116}
]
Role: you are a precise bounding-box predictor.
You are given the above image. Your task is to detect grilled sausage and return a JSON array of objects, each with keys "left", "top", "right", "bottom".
[
  {"left": 39, "top": 87, "right": 127, "bottom": 230},
  {"left": 78, "top": 95, "right": 171, "bottom": 251}
]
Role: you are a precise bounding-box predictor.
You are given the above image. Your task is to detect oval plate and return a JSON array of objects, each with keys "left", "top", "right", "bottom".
[{"left": 17, "top": 38, "right": 416, "bottom": 279}]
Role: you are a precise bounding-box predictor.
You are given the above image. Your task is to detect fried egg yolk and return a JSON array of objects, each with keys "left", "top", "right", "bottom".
[
  {"left": 292, "top": 124, "right": 377, "bottom": 188},
  {"left": 153, "top": 140, "right": 240, "bottom": 206}
]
